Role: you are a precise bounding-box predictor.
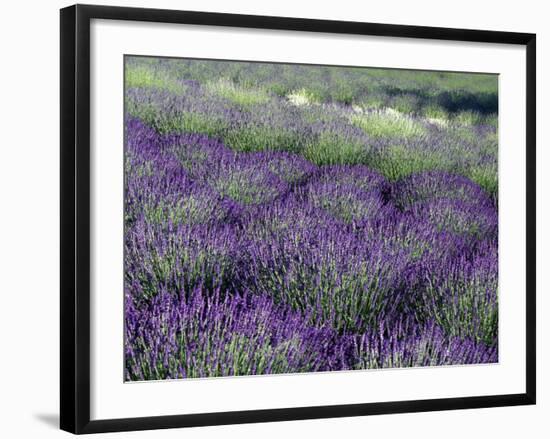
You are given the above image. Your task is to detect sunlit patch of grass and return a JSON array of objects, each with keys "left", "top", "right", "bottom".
[
  {"left": 453, "top": 110, "right": 485, "bottom": 126},
  {"left": 351, "top": 110, "right": 426, "bottom": 139},
  {"left": 125, "top": 65, "right": 187, "bottom": 94},
  {"left": 304, "top": 132, "right": 368, "bottom": 166},
  {"left": 286, "top": 88, "right": 321, "bottom": 106},
  {"left": 422, "top": 105, "right": 450, "bottom": 127},
  {"left": 206, "top": 78, "right": 270, "bottom": 107},
  {"left": 451, "top": 111, "right": 498, "bottom": 129}
]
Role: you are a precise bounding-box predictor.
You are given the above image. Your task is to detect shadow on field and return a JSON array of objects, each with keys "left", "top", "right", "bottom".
[{"left": 384, "top": 86, "right": 498, "bottom": 114}]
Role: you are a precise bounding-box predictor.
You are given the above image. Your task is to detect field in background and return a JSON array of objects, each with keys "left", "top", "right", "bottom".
[{"left": 124, "top": 57, "right": 498, "bottom": 380}]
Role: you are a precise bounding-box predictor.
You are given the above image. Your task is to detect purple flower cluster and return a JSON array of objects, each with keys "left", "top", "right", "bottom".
[
  {"left": 124, "top": 111, "right": 498, "bottom": 380},
  {"left": 125, "top": 285, "right": 340, "bottom": 380}
]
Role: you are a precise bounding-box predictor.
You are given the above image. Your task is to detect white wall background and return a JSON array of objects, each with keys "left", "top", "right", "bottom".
[{"left": 0, "top": 0, "right": 546, "bottom": 437}]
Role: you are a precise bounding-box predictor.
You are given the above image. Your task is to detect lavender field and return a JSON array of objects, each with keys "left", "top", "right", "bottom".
[{"left": 124, "top": 57, "right": 499, "bottom": 381}]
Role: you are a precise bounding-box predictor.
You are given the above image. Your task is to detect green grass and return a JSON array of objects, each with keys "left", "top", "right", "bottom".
[
  {"left": 127, "top": 57, "right": 498, "bottom": 110},
  {"left": 422, "top": 104, "right": 450, "bottom": 121},
  {"left": 126, "top": 99, "right": 228, "bottom": 136},
  {"left": 467, "top": 164, "right": 498, "bottom": 202},
  {"left": 286, "top": 88, "right": 322, "bottom": 106},
  {"left": 126, "top": 65, "right": 187, "bottom": 94},
  {"left": 125, "top": 57, "right": 499, "bottom": 203},
  {"left": 224, "top": 126, "right": 306, "bottom": 154},
  {"left": 389, "top": 94, "right": 420, "bottom": 114},
  {"left": 370, "top": 145, "right": 447, "bottom": 181},
  {"left": 453, "top": 110, "right": 486, "bottom": 126},
  {"left": 357, "top": 95, "right": 386, "bottom": 110},
  {"left": 205, "top": 79, "right": 270, "bottom": 107},
  {"left": 304, "top": 132, "right": 369, "bottom": 166},
  {"left": 351, "top": 111, "right": 426, "bottom": 139}
]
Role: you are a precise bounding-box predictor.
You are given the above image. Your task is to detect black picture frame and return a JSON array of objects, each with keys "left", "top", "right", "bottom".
[{"left": 60, "top": 4, "right": 536, "bottom": 434}]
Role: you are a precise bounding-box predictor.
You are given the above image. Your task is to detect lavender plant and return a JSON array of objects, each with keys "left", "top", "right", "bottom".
[
  {"left": 418, "top": 247, "right": 498, "bottom": 345},
  {"left": 392, "top": 170, "right": 495, "bottom": 210},
  {"left": 124, "top": 56, "right": 499, "bottom": 380},
  {"left": 125, "top": 285, "right": 342, "bottom": 380},
  {"left": 345, "top": 318, "right": 497, "bottom": 369},
  {"left": 240, "top": 199, "right": 412, "bottom": 332}
]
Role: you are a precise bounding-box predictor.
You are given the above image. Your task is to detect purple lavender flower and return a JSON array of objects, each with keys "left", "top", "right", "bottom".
[
  {"left": 239, "top": 199, "right": 411, "bottom": 332},
  {"left": 198, "top": 152, "right": 290, "bottom": 206},
  {"left": 297, "top": 181, "right": 389, "bottom": 226},
  {"left": 315, "top": 164, "right": 390, "bottom": 196},
  {"left": 125, "top": 285, "right": 341, "bottom": 380},
  {"left": 123, "top": 57, "right": 499, "bottom": 379},
  {"left": 392, "top": 170, "right": 494, "bottom": 210},
  {"left": 247, "top": 150, "right": 317, "bottom": 185},
  {"left": 418, "top": 247, "right": 498, "bottom": 345},
  {"left": 407, "top": 198, "right": 498, "bottom": 245},
  {"left": 125, "top": 219, "right": 242, "bottom": 300},
  {"left": 162, "top": 131, "right": 234, "bottom": 178},
  {"left": 342, "top": 318, "right": 497, "bottom": 370}
]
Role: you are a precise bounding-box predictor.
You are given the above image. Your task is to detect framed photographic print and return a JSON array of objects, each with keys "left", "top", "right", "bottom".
[{"left": 60, "top": 4, "right": 536, "bottom": 434}]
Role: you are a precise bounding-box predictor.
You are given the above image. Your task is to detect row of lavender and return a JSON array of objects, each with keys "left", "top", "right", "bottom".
[
  {"left": 124, "top": 114, "right": 498, "bottom": 381},
  {"left": 125, "top": 74, "right": 498, "bottom": 202}
]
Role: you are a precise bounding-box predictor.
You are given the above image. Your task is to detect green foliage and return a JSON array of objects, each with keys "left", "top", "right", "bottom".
[
  {"left": 422, "top": 104, "right": 450, "bottom": 121},
  {"left": 211, "top": 171, "right": 280, "bottom": 205},
  {"left": 131, "top": 242, "right": 233, "bottom": 301},
  {"left": 126, "top": 65, "right": 187, "bottom": 94},
  {"left": 286, "top": 88, "right": 322, "bottom": 106},
  {"left": 126, "top": 99, "right": 227, "bottom": 136},
  {"left": 267, "top": 82, "right": 292, "bottom": 97},
  {"left": 357, "top": 95, "right": 386, "bottom": 110},
  {"left": 389, "top": 94, "right": 419, "bottom": 114},
  {"left": 454, "top": 110, "right": 485, "bottom": 126},
  {"left": 125, "top": 56, "right": 499, "bottom": 201},
  {"left": 422, "top": 269, "right": 498, "bottom": 345},
  {"left": 144, "top": 197, "right": 220, "bottom": 226},
  {"left": 483, "top": 113, "right": 499, "bottom": 128},
  {"left": 304, "top": 132, "right": 368, "bottom": 166},
  {"left": 370, "top": 145, "right": 447, "bottom": 181},
  {"left": 224, "top": 126, "right": 306, "bottom": 154},
  {"left": 332, "top": 84, "right": 355, "bottom": 105},
  {"left": 126, "top": 56, "right": 498, "bottom": 113},
  {"left": 468, "top": 164, "right": 498, "bottom": 203},
  {"left": 163, "top": 333, "right": 309, "bottom": 379},
  {"left": 206, "top": 79, "right": 270, "bottom": 107},
  {"left": 310, "top": 193, "right": 373, "bottom": 224},
  {"left": 351, "top": 111, "right": 426, "bottom": 139}
]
